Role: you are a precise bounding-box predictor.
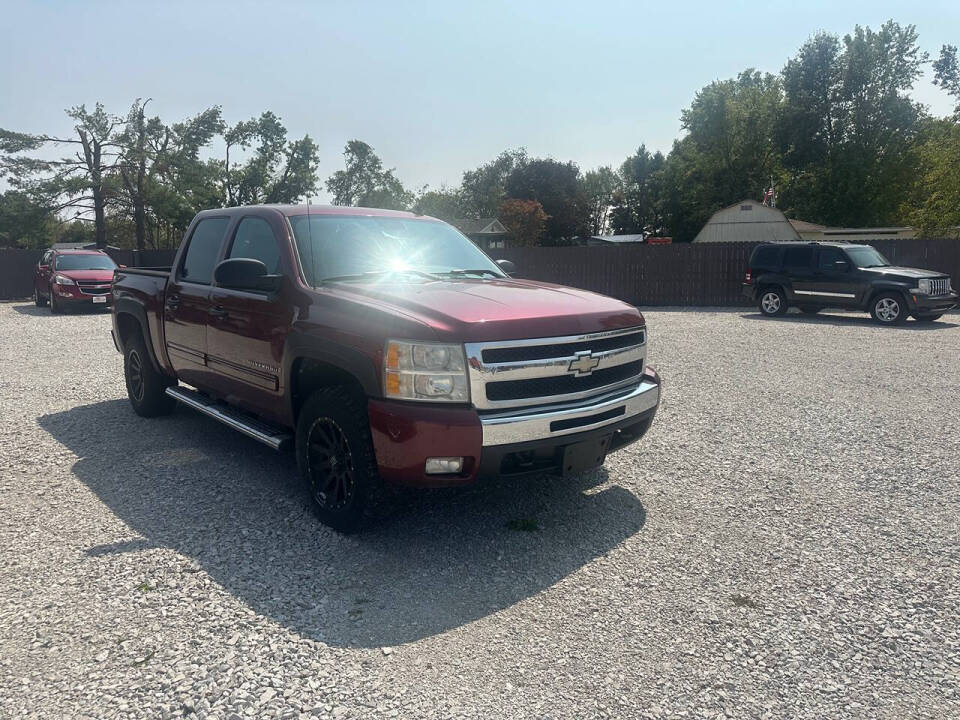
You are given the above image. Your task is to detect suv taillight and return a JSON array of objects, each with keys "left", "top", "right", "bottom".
[{"left": 744, "top": 269, "right": 752, "bottom": 284}]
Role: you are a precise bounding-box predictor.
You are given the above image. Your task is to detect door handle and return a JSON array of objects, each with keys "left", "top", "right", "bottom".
[
  {"left": 209, "top": 305, "right": 227, "bottom": 318},
  {"left": 166, "top": 294, "right": 180, "bottom": 308}
]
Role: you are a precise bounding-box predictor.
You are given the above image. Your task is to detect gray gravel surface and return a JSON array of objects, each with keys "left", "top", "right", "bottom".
[{"left": 1, "top": 301, "right": 958, "bottom": 719}]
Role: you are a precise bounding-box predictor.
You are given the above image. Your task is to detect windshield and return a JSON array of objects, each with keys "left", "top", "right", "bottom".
[
  {"left": 288, "top": 215, "right": 505, "bottom": 285},
  {"left": 844, "top": 246, "right": 890, "bottom": 268},
  {"left": 54, "top": 254, "right": 117, "bottom": 271}
]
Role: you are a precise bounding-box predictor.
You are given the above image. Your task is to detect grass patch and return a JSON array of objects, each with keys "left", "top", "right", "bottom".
[{"left": 505, "top": 517, "right": 539, "bottom": 532}]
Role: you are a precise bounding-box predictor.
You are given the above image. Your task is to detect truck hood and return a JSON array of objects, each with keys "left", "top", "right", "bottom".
[
  {"left": 54, "top": 269, "right": 116, "bottom": 282},
  {"left": 861, "top": 266, "right": 948, "bottom": 280},
  {"left": 326, "top": 278, "right": 643, "bottom": 342}
]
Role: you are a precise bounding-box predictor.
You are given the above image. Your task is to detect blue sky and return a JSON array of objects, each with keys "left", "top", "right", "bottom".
[{"left": 1, "top": 1, "right": 957, "bottom": 201}]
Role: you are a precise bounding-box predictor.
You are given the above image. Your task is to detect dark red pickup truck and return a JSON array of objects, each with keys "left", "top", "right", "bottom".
[{"left": 111, "top": 204, "right": 661, "bottom": 531}]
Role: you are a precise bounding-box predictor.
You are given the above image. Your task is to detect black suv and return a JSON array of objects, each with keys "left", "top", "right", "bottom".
[{"left": 743, "top": 242, "right": 957, "bottom": 324}]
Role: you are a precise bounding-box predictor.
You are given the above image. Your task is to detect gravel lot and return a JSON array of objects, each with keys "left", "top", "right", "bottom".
[{"left": 1, "top": 300, "right": 958, "bottom": 719}]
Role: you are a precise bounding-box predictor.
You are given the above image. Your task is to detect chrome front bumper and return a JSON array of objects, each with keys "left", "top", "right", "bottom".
[{"left": 480, "top": 379, "right": 660, "bottom": 446}]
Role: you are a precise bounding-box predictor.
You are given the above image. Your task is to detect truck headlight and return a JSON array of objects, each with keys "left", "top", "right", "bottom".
[
  {"left": 384, "top": 340, "right": 469, "bottom": 402},
  {"left": 916, "top": 279, "right": 932, "bottom": 295},
  {"left": 54, "top": 274, "right": 75, "bottom": 285}
]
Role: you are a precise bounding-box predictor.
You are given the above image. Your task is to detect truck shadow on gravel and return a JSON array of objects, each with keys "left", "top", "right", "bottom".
[
  {"left": 740, "top": 311, "right": 959, "bottom": 329},
  {"left": 39, "top": 399, "right": 647, "bottom": 649}
]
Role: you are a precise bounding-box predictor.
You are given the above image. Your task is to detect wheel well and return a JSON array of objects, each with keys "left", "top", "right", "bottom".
[
  {"left": 115, "top": 312, "right": 142, "bottom": 349},
  {"left": 757, "top": 284, "right": 784, "bottom": 296},
  {"left": 291, "top": 358, "right": 367, "bottom": 423},
  {"left": 867, "top": 288, "right": 906, "bottom": 308}
]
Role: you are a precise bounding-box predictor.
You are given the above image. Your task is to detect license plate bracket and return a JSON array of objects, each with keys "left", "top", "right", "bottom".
[
  {"left": 92, "top": 296, "right": 107, "bottom": 304},
  {"left": 561, "top": 435, "right": 611, "bottom": 477}
]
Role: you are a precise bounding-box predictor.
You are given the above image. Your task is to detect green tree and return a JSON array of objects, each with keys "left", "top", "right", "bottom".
[
  {"left": 0, "top": 103, "right": 124, "bottom": 248},
  {"left": 933, "top": 44, "right": 960, "bottom": 116},
  {"left": 325, "top": 140, "right": 412, "bottom": 209},
  {"left": 580, "top": 166, "right": 619, "bottom": 236},
  {"left": 413, "top": 186, "right": 462, "bottom": 220},
  {"left": 459, "top": 149, "right": 527, "bottom": 218},
  {"left": 609, "top": 145, "right": 666, "bottom": 236},
  {"left": 778, "top": 22, "right": 927, "bottom": 226},
  {"left": 505, "top": 157, "right": 587, "bottom": 242},
  {"left": 116, "top": 100, "right": 223, "bottom": 249},
  {"left": 221, "top": 112, "right": 319, "bottom": 207},
  {"left": 0, "top": 191, "right": 56, "bottom": 248}
]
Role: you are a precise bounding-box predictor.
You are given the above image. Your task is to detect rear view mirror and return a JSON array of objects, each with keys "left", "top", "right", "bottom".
[
  {"left": 214, "top": 258, "right": 282, "bottom": 293},
  {"left": 496, "top": 259, "right": 516, "bottom": 276}
]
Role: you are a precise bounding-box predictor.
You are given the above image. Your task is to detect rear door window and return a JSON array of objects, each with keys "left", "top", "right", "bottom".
[
  {"left": 783, "top": 246, "right": 814, "bottom": 269},
  {"left": 178, "top": 217, "right": 230, "bottom": 285},
  {"left": 751, "top": 246, "right": 781, "bottom": 270}
]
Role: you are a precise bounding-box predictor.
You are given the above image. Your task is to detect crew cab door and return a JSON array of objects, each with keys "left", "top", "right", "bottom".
[
  {"left": 809, "top": 246, "right": 859, "bottom": 307},
  {"left": 164, "top": 216, "right": 230, "bottom": 389},
  {"left": 205, "top": 214, "right": 294, "bottom": 422}
]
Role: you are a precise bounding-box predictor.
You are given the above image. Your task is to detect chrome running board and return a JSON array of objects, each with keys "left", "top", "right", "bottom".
[{"left": 165, "top": 386, "right": 292, "bottom": 451}]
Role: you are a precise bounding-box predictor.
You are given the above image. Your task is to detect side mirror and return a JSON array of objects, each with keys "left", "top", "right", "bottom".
[
  {"left": 496, "top": 259, "right": 516, "bottom": 276},
  {"left": 835, "top": 260, "right": 851, "bottom": 272},
  {"left": 214, "top": 258, "right": 282, "bottom": 293},
  {"left": 118, "top": 264, "right": 127, "bottom": 269}
]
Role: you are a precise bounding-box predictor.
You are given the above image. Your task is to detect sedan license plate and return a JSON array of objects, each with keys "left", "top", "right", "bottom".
[
  {"left": 92, "top": 296, "right": 107, "bottom": 304},
  {"left": 561, "top": 435, "right": 611, "bottom": 477}
]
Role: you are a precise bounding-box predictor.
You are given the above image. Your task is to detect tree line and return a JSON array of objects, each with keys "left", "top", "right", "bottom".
[{"left": 2, "top": 20, "right": 959, "bottom": 250}]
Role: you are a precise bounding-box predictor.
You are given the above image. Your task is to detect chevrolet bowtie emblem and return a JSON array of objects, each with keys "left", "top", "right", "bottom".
[{"left": 568, "top": 351, "right": 600, "bottom": 376}]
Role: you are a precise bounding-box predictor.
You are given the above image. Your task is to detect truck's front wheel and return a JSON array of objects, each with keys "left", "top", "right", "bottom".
[
  {"left": 124, "top": 334, "right": 176, "bottom": 417},
  {"left": 296, "top": 387, "right": 380, "bottom": 533}
]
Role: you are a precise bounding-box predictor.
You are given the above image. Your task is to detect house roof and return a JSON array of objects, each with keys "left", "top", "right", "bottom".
[
  {"left": 452, "top": 218, "right": 509, "bottom": 234},
  {"left": 788, "top": 219, "right": 828, "bottom": 233}
]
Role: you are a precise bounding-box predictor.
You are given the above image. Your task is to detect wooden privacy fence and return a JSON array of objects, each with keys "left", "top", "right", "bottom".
[
  {"left": 498, "top": 238, "right": 960, "bottom": 306},
  {"left": 1, "top": 239, "right": 958, "bottom": 305}
]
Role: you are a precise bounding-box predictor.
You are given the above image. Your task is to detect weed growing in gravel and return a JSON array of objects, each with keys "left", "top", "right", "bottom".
[{"left": 505, "top": 517, "right": 539, "bottom": 532}]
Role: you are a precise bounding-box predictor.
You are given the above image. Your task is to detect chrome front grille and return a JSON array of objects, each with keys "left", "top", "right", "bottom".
[
  {"left": 465, "top": 327, "right": 646, "bottom": 411},
  {"left": 77, "top": 282, "right": 111, "bottom": 295},
  {"left": 929, "top": 278, "right": 951, "bottom": 296}
]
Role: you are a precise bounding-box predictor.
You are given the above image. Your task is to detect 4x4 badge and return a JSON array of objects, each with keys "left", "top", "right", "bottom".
[{"left": 568, "top": 351, "right": 600, "bottom": 376}]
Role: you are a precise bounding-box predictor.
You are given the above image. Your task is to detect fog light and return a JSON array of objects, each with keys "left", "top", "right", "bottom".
[{"left": 425, "top": 457, "right": 464, "bottom": 474}]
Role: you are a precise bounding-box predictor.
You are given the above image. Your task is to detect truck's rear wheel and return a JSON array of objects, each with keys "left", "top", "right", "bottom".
[
  {"left": 296, "top": 387, "right": 380, "bottom": 533},
  {"left": 124, "top": 333, "right": 175, "bottom": 417}
]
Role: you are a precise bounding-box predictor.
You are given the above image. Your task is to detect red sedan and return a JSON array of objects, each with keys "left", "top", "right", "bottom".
[{"left": 35, "top": 249, "right": 117, "bottom": 313}]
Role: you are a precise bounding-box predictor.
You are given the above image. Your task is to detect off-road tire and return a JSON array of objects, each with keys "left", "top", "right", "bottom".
[
  {"left": 870, "top": 292, "right": 906, "bottom": 325},
  {"left": 124, "top": 332, "right": 176, "bottom": 417},
  {"left": 758, "top": 287, "right": 788, "bottom": 316},
  {"left": 296, "top": 387, "right": 382, "bottom": 534}
]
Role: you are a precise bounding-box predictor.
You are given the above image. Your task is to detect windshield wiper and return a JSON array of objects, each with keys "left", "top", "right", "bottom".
[
  {"left": 438, "top": 269, "right": 504, "bottom": 279},
  {"left": 321, "top": 269, "right": 440, "bottom": 283}
]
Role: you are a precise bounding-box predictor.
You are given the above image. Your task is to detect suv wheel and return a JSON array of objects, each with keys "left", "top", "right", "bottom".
[
  {"left": 49, "top": 285, "right": 61, "bottom": 314},
  {"left": 34, "top": 287, "right": 48, "bottom": 307},
  {"left": 124, "top": 333, "right": 176, "bottom": 417},
  {"left": 871, "top": 293, "right": 906, "bottom": 325},
  {"left": 913, "top": 313, "right": 943, "bottom": 322},
  {"left": 296, "top": 387, "right": 381, "bottom": 534},
  {"left": 758, "top": 288, "right": 787, "bottom": 316}
]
